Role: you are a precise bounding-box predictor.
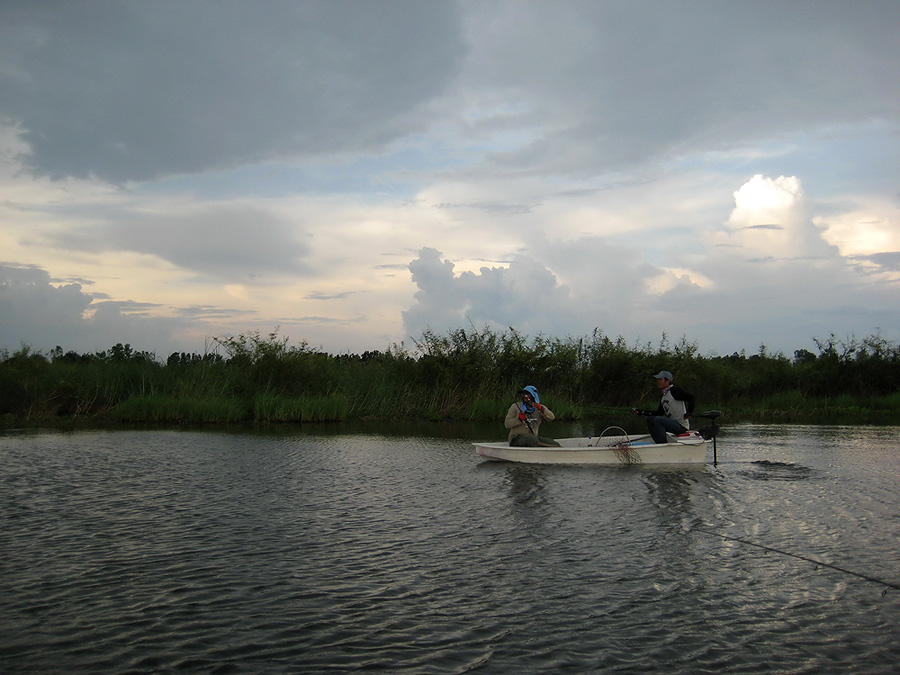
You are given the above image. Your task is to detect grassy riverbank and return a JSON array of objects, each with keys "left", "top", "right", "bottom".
[{"left": 2, "top": 327, "right": 899, "bottom": 428}]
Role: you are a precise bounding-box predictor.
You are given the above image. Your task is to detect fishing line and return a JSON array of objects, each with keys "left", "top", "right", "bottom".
[{"left": 695, "top": 527, "right": 900, "bottom": 593}]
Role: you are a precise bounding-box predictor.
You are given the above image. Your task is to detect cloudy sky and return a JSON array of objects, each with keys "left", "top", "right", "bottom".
[{"left": 2, "top": 1, "right": 899, "bottom": 359}]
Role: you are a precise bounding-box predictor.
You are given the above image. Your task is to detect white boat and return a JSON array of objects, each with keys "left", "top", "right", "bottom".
[{"left": 474, "top": 411, "right": 722, "bottom": 466}]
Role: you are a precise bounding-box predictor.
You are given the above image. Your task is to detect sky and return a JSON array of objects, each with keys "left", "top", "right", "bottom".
[{"left": 2, "top": 0, "right": 899, "bottom": 360}]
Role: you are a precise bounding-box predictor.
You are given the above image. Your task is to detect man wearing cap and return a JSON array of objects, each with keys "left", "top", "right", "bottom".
[{"left": 632, "top": 370, "right": 696, "bottom": 443}]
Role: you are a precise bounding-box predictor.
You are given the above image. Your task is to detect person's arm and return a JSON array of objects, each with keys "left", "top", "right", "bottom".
[
  {"left": 670, "top": 386, "right": 695, "bottom": 417},
  {"left": 536, "top": 403, "right": 555, "bottom": 422},
  {"left": 633, "top": 402, "right": 665, "bottom": 416},
  {"left": 504, "top": 403, "right": 524, "bottom": 429}
]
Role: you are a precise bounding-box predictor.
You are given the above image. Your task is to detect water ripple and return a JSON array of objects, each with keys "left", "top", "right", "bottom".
[{"left": 1, "top": 427, "right": 899, "bottom": 673}]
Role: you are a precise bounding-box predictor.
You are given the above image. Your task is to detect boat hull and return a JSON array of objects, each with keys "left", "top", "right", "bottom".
[{"left": 473, "top": 435, "right": 708, "bottom": 465}]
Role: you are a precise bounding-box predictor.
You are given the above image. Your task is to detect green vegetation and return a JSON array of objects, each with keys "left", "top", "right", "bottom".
[{"left": 1, "top": 328, "right": 898, "bottom": 427}]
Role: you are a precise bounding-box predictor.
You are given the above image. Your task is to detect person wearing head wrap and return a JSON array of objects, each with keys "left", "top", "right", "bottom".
[
  {"left": 504, "top": 385, "right": 560, "bottom": 447},
  {"left": 632, "top": 370, "right": 696, "bottom": 443}
]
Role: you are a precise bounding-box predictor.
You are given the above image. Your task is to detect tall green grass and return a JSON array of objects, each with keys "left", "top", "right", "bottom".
[
  {"left": 114, "top": 395, "right": 247, "bottom": 424},
  {"left": 253, "top": 393, "right": 351, "bottom": 422},
  {"left": 2, "top": 328, "right": 899, "bottom": 426}
]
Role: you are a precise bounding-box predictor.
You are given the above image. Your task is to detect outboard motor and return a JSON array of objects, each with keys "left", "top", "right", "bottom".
[{"left": 695, "top": 410, "right": 723, "bottom": 464}]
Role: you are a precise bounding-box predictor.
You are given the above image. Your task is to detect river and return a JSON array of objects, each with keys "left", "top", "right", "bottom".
[{"left": 1, "top": 423, "right": 898, "bottom": 673}]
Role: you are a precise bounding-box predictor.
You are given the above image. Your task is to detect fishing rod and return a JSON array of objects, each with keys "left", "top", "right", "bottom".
[
  {"left": 695, "top": 527, "right": 900, "bottom": 594},
  {"left": 517, "top": 388, "right": 539, "bottom": 435},
  {"left": 519, "top": 403, "right": 535, "bottom": 435}
]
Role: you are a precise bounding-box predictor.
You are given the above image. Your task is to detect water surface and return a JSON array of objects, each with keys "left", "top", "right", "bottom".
[{"left": 1, "top": 423, "right": 898, "bottom": 673}]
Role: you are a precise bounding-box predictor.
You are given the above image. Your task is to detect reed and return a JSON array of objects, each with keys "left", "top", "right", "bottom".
[
  {"left": 748, "top": 390, "right": 811, "bottom": 420},
  {"left": 254, "top": 393, "right": 351, "bottom": 422},
  {"left": 873, "top": 391, "right": 900, "bottom": 410},
  {"left": 2, "top": 327, "right": 899, "bottom": 426},
  {"left": 114, "top": 395, "right": 247, "bottom": 424},
  {"left": 468, "top": 397, "right": 507, "bottom": 421}
]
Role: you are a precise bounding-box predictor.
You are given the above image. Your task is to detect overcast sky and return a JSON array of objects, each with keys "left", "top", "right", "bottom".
[{"left": 2, "top": 0, "right": 899, "bottom": 359}]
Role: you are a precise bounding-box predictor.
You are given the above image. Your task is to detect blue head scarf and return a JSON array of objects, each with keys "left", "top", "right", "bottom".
[{"left": 519, "top": 385, "right": 540, "bottom": 413}]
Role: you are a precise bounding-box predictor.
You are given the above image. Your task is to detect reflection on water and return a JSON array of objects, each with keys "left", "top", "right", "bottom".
[
  {"left": 503, "top": 465, "right": 547, "bottom": 506},
  {"left": 1, "top": 424, "right": 899, "bottom": 674}
]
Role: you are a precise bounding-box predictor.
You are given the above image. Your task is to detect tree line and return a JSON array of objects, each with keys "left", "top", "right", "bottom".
[{"left": 1, "top": 327, "right": 898, "bottom": 426}]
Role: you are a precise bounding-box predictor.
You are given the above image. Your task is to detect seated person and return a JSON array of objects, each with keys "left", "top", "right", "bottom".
[{"left": 505, "top": 385, "right": 560, "bottom": 447}]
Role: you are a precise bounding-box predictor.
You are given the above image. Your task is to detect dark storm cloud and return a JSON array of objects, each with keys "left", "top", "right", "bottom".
[
  {"left": 462, "top": 0, "right": 900, "bottom": 175},
  {"left": 0, "top": 0, "right": 464, "bottom": 182},
  {"left": 5, "top": 2, "right": 897, "bottom": 186}
]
